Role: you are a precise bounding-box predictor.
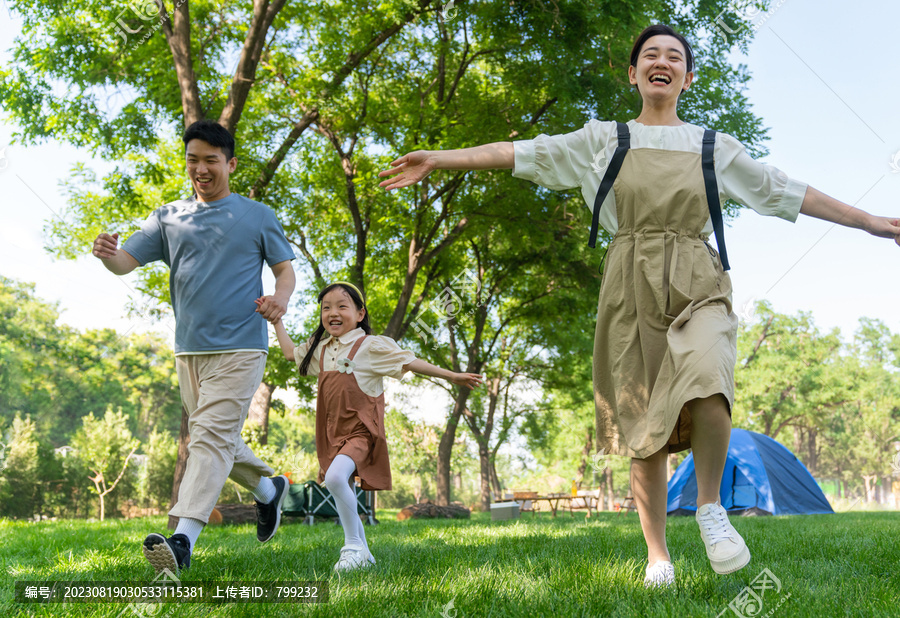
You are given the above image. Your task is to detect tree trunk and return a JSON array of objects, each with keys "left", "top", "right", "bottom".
[
  {"left": 168, "top": 405, "right": 191, "bottom": 530},
  {"left": 414, "top": 476, "right": 423, "bottom": 504},
  {"left": 489, "top": 459, "right": 502, "bottom": 498},
  {"left": 807, "top": 428, "right": 817, "bottom": 475},
  {"left": 436, "top": 391, "right": 470, "bottom": 505},
  {"left": 575, "top": 426, "right": 593, "bottom": 487},
  {"left": 605, "top": 466, "right": 614, "bottom": 511},
  {"left": 478, "top": 441, "right": 492, "bottom": 511},
  {"left": 247, "top": 381, "right": 274, "bottom": 445},
  {"left": 863, "top": 475, "right": 876, "bottom": 503}
]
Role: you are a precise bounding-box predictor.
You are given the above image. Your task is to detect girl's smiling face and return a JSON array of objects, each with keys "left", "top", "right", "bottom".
[{"left": 321, "top": 287, "right": 366, "bottom": 339}]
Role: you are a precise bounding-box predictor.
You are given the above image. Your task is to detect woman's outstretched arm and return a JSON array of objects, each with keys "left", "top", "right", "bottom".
[
  {"left": 800, "top": 186, "right": 900, "bottom": 246},
  {"left": 378, "top": 143, "right": 514, "bottom": 191}
]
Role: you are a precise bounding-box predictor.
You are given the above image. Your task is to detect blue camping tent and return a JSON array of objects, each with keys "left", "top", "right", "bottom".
[{"left": 667, "top": 428, "right": 834, "bottom": 516}]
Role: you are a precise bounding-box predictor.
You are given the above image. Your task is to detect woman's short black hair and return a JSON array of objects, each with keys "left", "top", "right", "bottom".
[
  {"left": 182, "top": 120, "right": 236, "bottom": 160},
  {"left": 629, "top": 24, "right": 694, "bottom": 74}
]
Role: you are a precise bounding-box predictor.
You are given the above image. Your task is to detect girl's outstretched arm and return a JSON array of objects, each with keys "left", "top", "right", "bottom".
[
  {"left": 800, "top": 186, "right": 900, "bottom": 246},
  {"left": 402, "top": 359, "right": 483, "bottom": 390},
  {"left": 378, "top": 143, "right": 514, "bottom": 191},
  {"left": 256, "top": 298, "right": 295, "bottom": 361}
]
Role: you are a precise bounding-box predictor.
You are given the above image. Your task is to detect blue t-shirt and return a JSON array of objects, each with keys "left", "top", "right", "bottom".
[{"left": 122, "top": 193, "right": 295, "bottom": 354}]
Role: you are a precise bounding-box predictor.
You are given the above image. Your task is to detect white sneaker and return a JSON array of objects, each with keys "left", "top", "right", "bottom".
[
  {"left": 696, "top": 502, "right": 751, "bottom": 574},
  {"left": 643, "top": 560, "right": 675, "bottom": 588},
  {"left": 333, "top": 545, "right": 373, "bottom": 572}
]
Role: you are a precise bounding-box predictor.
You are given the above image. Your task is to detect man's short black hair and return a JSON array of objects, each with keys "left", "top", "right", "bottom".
[{"left": 182, "top": 120, "right": 235, "bottom": 160}]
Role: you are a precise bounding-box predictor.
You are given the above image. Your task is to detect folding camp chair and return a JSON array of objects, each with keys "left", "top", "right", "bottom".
[
  {"left": 280, "top": 482, "right": 308, "bottom": 518},
  {"left": 300, "top": 480, "right": 378, "bottom": 525}
]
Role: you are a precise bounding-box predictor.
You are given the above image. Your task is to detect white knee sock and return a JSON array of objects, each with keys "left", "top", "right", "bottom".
[
  {"left": 323, "top": 455, "right": 369, "bottom": 552},
  {"left": 250, "top": 476, "right": 276, "bottom": 504},
  {"left": 173, "top": 517, "right": 204, "bottom": 551}
]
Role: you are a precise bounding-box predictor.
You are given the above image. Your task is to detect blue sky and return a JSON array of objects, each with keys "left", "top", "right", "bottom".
[{"left": 1, "top": 0, "right": 898, "bottom": 349}]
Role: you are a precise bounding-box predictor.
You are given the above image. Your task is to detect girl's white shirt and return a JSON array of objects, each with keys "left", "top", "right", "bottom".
[
  {"left": 512, "top": 119, "right": 809, "bottom": 237},
  {"left": 293, "top": 327, "right": 417, "bottom": 398}
]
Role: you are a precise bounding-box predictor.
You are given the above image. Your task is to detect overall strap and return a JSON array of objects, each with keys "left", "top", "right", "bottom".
[
  {"left": 588, "top": 121, "right": 630, "bottom": 249},
  {"left": 701, "top": 129, "right": 731, "bottom": 271},
  {"left": 347, "top": 335, "right": 367, "bottom": 360}
]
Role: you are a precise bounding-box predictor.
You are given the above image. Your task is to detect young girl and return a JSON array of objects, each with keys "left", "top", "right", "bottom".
[
  {"left": 378, "top": 25, "right": 899, "bottom": 587},
  {"left": 258, "top": 281, "right": 482, "bottom": 572}
]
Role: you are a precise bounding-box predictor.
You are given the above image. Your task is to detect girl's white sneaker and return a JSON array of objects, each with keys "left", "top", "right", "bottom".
[
  {"left": 644, "top": 560, "right": 675, "bottom": 588},
  {"left": 333, "top": 545, "right": 373, "bottom": 572}
]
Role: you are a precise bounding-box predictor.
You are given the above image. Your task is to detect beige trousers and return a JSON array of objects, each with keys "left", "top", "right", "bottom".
[{"left": 169, "top": 351, "right": 274, "bottom": 523}]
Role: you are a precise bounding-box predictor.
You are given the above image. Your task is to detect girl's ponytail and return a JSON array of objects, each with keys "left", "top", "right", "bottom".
[
  {"left": 298, "top": 323, "right": 327, "bottom": 376},
  {"left": 297, "top": 282, "right": 371, "bottom": 375}
]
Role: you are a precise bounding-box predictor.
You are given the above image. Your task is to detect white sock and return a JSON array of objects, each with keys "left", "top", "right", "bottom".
[
  {"left": 323, "top": 454, "right": 369, "bottom": 553},
  {"left": 250, "top": 476, "right": 276, "bottom": 504},
  {"left": 173, "top": 517, "right": 204, "bottom": 551}
]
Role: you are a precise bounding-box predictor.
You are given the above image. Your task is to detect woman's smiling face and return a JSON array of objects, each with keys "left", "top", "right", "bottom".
[
  {"left": 321, "top": 287, "right": 366, "bottom": 339},
  {"left": 629, "top": 34, "right": 693, "bottom": 102}
]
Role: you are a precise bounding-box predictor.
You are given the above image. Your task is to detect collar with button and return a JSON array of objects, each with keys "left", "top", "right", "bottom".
[
  {"left": 323, "top": 327, "right": 365, "bottom": 347},
  {"left": 322, "top": 328, "right": 365, "bottom": 365}
]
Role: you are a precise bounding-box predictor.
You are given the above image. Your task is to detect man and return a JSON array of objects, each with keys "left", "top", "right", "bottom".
[{"left": 92, "top": 119, "right": 296, "bottom": 573}]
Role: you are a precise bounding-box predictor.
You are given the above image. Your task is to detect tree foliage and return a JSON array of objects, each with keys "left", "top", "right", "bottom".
[
  {"left": 2, "top": 0, "right": 783, "bottom": 504},
  {"left": 70, "top": 408, "right": 140, "bottom": 520},
  {"left": 0, "top": 276, "right": 181, "bottom": 442}
]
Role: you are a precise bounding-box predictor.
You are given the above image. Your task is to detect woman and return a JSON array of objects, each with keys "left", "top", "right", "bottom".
[{"left": 378, "top": 24, "right": 900, "bottom": 587}]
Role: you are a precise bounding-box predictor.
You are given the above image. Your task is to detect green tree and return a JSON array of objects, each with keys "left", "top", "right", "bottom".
[
  {"left": 736, "top": 306, "right": 900, "bottom": 506},
  {"left": 2, "top": 0, "right": 771, "bottom": 506},
  {"left": 383, "top": 409, "right": 441, "bottom": 507},
  {"left": 0, "top": 276, "right": 181, "bottom": 443},
  {"left": 0, "top": 277, "right": 74, "bottom": 437},
  {"left": 734, "top": 301, "right": 845, "bottom": 440},
  {"left": 834, "top": 321, "right": 900, "bottom": 503},
  {"left": 0, "top": 415, "right": 44, "bottom": 518},
  {"left": 138, "top": 428, "right": 178, "bottom": 512},
  {"left": 71, "top": 408, "right": 140, "bottom": 520}
]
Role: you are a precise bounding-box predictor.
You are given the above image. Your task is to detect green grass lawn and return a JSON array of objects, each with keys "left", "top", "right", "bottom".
[{"left": 1, "top": 509, "right": 897, "bottom": 617}]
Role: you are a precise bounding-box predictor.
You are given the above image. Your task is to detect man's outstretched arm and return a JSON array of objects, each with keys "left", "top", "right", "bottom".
[{"left": 92, "top": 233, "right": 140, "bottom": 275}]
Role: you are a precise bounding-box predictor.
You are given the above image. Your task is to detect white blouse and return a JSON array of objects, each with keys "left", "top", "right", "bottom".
[
  {"left": 512, "top": 119, "right": 809, "bottom": 237},
  {"left": 293, "top": 328, "right": 417, "bottom": 398}
]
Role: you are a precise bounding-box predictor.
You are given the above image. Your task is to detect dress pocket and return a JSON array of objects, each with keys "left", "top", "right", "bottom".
[{"left": 688, "top": 242, "right": 722, "bottom": 300}]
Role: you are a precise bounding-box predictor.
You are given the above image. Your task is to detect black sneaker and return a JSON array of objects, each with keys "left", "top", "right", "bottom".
[
  {"left": 256, "top": 475, "right": 289, "bottom": 543},
  {"left": 143, "top": 533, "right": 191, "bottom": 573}
]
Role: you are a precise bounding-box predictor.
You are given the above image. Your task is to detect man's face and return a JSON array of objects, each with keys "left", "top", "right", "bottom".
[{"left": 185, "top": 139, "right": 237, "bottom": 202}]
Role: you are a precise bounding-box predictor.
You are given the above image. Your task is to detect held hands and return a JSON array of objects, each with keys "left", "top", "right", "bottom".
[
  {"left": 865, "top": 215, "right": 900, "bottom": 246},
  {"left": 449, "top": 372, "right": 484, "bottom": 390},
  {"left": 254, "top": 296, "right": 288, "bottom": 324},
  {"left": 92, "top": 233, "right": 120, "bottom": 259},
  {"left": 377, "top": 151, "right": 435, "bottom": 191}
]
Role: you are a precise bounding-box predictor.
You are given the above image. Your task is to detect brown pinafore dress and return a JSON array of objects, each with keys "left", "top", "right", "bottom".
[
  {"left": 316, "top": 336, "right": 392, "bottom": 490},
  {"left": 594, "top": 146, "right": 739, "bottom": 460}
]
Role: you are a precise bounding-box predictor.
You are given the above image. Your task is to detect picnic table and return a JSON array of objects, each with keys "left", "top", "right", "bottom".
[{"left": 509, "top": 490, "right": 602, "bottom": 518}]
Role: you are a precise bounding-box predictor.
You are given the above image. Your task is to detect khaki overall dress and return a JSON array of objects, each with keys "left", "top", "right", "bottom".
[
  {"left": 594, "top": 147, "right": 739, "bottom": 460},
  {"left": 316, "top": 336, "right": 392, "bottom": 490}
]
